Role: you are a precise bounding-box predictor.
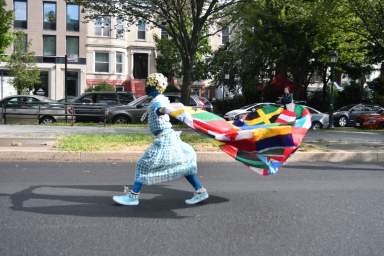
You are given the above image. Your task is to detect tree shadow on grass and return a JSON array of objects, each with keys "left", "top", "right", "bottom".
[{"left": 8, "top": 185, "right": 228, "bottom": 219}]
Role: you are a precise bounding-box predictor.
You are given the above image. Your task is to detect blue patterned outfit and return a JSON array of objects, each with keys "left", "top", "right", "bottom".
[{"left": 134, "top": 94, "right": 198, "bottom": 185}]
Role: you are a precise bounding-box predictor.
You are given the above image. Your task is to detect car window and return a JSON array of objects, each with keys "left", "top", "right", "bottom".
[
  {"left": 96, "top": 94, "right": 118, "bottom": 105},
  {"left": 24, "top": 97, "right": 40, "bottom": 103},
  {"left": 78, "top": 95, "right": 96, "bottom": 104},
  {"left": 351, "top": 105, "right": 364, "bottom": 111},
  {"left": 307, "top": 107, "right": 318, "bottom": 114},
  {"left": 118, "top": 93, "right": 135, "bottom": 105},
  {"left": 140, "top": 97, "right": 152, "bottom": 107},
  {"left": 5, "top": 97, "right": 20, "bottom": 107}
]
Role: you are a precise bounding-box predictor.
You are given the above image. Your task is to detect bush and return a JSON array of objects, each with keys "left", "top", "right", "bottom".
[{"left": 86, "top": 82, "right": 114, "bottom": 92}]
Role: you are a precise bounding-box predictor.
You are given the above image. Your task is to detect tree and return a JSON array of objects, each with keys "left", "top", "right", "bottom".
[
  {"left": 73, "top": 0, "right": 242, "bottom": 103},
  {"left": 209, "top": 0, "right": 370, "bottom": 102},
  {"left": 0, "top": 0, "right": 13, "bottom": 57},
  {"left": 7, "top": 32, "right": 41, "bottom": 94}
]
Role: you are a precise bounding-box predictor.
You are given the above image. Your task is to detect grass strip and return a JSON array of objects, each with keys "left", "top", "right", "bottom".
[{"left": 57, "top": 133, "right": 217, "bottom": 152}]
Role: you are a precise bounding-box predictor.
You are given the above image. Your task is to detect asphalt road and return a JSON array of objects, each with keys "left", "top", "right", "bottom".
[{"left": 0, "top": 161, "right": 383, "bottom": 256}]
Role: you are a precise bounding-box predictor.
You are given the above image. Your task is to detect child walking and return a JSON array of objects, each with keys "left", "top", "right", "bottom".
[{"left": 112, "top": 73, "right": 209, "bottom": 206}]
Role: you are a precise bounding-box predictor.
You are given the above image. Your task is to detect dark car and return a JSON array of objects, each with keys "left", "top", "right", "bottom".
[
  {"left": 333, "top": 104, "right": 384, "bottom": 127},
  {"left": 69, "top": 91, "right": 136, "bottom": 122},
  {"left": 107, "top": 94, "right": 213, "bottom": 124},
  {"left": 0, "top": 95, "right": 66, "bottom": 124}
]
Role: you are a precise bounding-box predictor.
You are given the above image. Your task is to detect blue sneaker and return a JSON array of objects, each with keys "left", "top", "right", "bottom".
[
  {"left": 185, "top": 191, "right": 209, "bottom": 205},
  {"left": 112, "top": 193, "right": 139, "bottom": 206}
]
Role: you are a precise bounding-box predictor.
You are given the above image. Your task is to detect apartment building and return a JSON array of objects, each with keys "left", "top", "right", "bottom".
[
  {"left": 1, "top": 0, "right": 87, "bottom": 100},
  {"left": 85, "top": 16, "right": 160, "bottom": 95},
  {"left": 0, "top": 1, "right": 232, "bottom": 100}
]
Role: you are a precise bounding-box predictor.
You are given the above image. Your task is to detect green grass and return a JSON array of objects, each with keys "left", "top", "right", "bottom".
[
  {"left": 57, "top": 133, "right": 216, "bottom": 152},
  {"left": 50, "top": 122, "right": 188, "bottom": 129},
  {"left": 57, "top": 133, "right": 324, "bottom": 153}
]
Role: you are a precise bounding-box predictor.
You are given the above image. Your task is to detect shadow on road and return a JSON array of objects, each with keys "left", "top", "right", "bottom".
[{"left": 8, "top": 185, "right": 229, "bottom": 219}]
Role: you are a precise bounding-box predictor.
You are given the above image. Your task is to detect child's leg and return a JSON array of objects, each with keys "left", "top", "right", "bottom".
[
  {"left": 131, "top": 181, "right": 143, "bottom": 194},
  {"left": 185, "top": 174, "right": 203, "bottom": 191},
  {"left": 113, "top": 181, "right": 142, "bottom": 206},
  {"left": 184, "top": 174, "right": 209, "bottom": 205}
]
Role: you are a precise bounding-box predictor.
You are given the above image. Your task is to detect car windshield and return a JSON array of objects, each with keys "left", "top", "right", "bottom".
[
  {"left": 337, "top": 105, "right": 355, "bottom": 111},
  {"left": 240, "top": 104, "right": 256, "bottom": 110},
  {"left": 34, "top": 96, "right": 55, "bottom": 103},
  {"left": 127, "top": 96, "right": 149, "bottom": 106}
]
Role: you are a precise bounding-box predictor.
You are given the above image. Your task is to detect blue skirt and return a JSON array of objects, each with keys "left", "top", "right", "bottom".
[{"left": 135, "top": 129, "right": 197, "bottom": 185}]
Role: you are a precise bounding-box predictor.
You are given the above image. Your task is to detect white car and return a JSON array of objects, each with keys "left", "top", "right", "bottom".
[{"left": 224, "top": 102, "right": 279, "bottom": 120}]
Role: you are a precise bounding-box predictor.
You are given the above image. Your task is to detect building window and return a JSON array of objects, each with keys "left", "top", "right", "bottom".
[
  {"left": 116, "top": 52, "right": 123, "bottom": 73},
  {"left": 43, "top": 2, "right": 56, "bottom": 30},
  {"left": 66, "top": 36, "right": 79, "bottom": 57},
  {"left": 95, "top": 16, "right": 111, "bottom": 37},
  {"left": 43, "top": 35, "right": 56, "bottom": 56},
  {"left": 161, "top": 28, "right": 168, "bottom": 39},
  {"left": 95, "top": 52, "right": 110, "bottom": 73},
  {"left": 222, "top": 26, "right": 229, "bottom": 44},
  {"left": 14, "top": 0, "right": 27, "bottom": 29},
  {"left": 66, "top": 4, "right": 80, "bottom": 31},
  {"left": 116, "top": 17, "right": 125, "bottom": 39},
  {"left": 137, "top": 20, "right": 146, "bottom": 40}
]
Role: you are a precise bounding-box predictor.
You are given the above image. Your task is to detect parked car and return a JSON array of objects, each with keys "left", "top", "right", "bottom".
[
  {"left": 69, "top": 91, "right": 136, "bottom": 122},
  {"left": 0, "top": 95, "right": 66, "bottom": 124},
  {"left": 57, "top": 96, "right": 76, "bottom": 103},
  {"left": 164, "top": 93, "right": 213, "bottom": 112},
  {"left": 107, "top": 94, "right": 213, "bottom": 124},
  {"left": 354, "top": 109, "right": 384, "bottom": 129},
  {"left": 333, "top": 104, "right": 384, "bottom": 127},
  {"left": 224, "top": 102, "right": 280, "bottom": 120},
  {"left": 305, "top": 106, "right": 329, "bottom": 129}
]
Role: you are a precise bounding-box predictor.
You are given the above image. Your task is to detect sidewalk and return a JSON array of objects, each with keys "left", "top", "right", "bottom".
[{"left": 0, "top": 149, "right": 382, "bottom": 163}]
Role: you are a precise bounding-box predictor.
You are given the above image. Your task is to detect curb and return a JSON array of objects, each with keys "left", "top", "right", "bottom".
[{"left": 0, "top": 150, "right": 382, "bottom": 163}]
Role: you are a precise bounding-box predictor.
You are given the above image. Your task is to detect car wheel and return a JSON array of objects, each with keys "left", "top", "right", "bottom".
[
  {"left": 311, "top": 121, "right": 323, "bottom": 130},
  {"left": 113, "top": 115, "right": 130, "bottom": 124},
  {"left": 40, "top": 116, "right": 56, "bottom": 125},
  {"left": 379, "top": 122, "right": 384, "bottom": 129},
  {"left": 337, "top": 116, "right": 348, "bottom": 127}
]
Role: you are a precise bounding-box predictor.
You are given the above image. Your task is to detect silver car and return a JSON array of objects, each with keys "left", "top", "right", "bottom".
[
  {"left": 305, "top": 106, "right": 329, "bottom": 129},
  {"left": 224, "top": 102, "right": 279, "bottom": 120},
  {"left": 107, "top": 94, "right": 213, "bottom": 124},
  {"left": 0, "top": 95, "right": 66, "bottom": 124},
  {"left": 224, "top": 103, "right": 328, "bottom": 129}
]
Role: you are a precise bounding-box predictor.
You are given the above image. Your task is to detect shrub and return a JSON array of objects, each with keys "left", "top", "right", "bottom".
[{"left": 86, "top": 82, "right": 114, "bottom": 92}]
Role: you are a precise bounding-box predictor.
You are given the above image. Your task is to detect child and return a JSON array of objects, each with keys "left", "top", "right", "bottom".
[{"left": 112, "top": 73, "right": 209, "bottom": 206}]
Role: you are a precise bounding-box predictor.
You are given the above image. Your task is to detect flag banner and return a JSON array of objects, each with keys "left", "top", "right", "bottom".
[{"left": 167, "top": 104, "right": 311, "bottom": 176}]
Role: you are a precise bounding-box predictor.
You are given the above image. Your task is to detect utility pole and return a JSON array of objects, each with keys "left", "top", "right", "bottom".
[{"left": 64, "top": 54, "right": 68, "bottom": 122}]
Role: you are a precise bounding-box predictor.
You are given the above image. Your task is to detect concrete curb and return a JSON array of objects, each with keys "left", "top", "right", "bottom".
[{"left": 0, "top": 150, "right": 382, "bottom": 163}]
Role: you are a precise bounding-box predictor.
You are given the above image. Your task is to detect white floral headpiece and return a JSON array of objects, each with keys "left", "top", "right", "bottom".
[{"left": 146, "top": 73, "right": 168, "bottom": 93}]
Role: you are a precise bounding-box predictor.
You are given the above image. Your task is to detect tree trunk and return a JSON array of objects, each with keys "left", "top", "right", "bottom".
[{"left": 181, "top": 57, "right": 194, "bottom": 105}]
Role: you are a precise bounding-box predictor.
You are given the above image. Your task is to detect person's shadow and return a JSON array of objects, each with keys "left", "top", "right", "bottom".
[{"left": 7, "top": 185, "right": 228, "bottom": 219}]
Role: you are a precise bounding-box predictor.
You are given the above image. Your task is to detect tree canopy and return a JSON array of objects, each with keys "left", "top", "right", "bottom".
[
  {"left": 74, "top": 0, "right": 243, "bottom": 103},
  {"left": 7, "top": 32, "right": 41, "bottom": 94},
  {"left": 0, "top": 0, "right": 14, "bottom": 56}
]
